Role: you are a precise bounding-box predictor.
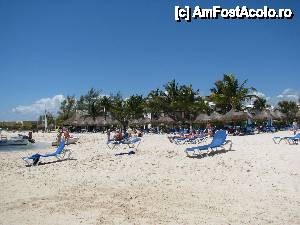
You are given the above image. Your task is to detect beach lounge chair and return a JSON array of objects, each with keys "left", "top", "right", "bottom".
[
  {"left": 172, "top": 135, "right": 208, "bottom": 145},
  {"left": 272, "top": 133, "right": 300, "bottom": 144},
  {"left": 185, "top": 130, "right": 232, "bottom": 157},
  {"left": 107, "top": 137, "right": 141, "bottom": 150},
  {"left": 22, "top": 140, "right": 72, "bottom": 166}
]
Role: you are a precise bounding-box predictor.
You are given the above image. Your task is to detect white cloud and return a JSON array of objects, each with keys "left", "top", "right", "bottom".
[
  {"left": 246, "top": 91, "right": 268, "bottom": 108},
  {"left": 266, "top": 88, "right": 299, "bottom": 106},
  {"left": 12, "top": 95, "right": 65, "bottom": 116},
  {"left": 276, "top": 88, "right": 300, "bottom": 101},
  {"left": 252, "top": 91, "right": 266, "bottom": 99},
  {"left": 247, "top": 88, "right": 300, "bottom": 107}
]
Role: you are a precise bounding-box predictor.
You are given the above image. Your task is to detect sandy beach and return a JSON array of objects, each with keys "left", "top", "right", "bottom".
[{"left": 0, "top": 131, "right": 299, "bottom": 225}]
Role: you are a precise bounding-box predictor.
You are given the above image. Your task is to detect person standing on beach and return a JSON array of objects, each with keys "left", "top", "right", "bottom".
[
  {"left": 106, "top": 129, "right": 111, "bottom": 142},
  {"left": 62, "top": 127, "right": 70, "bottom": 144},
  {"left": 206, "top": 122, "right": 213, "bottom": 137},
  {"left": 292, "top": 119, "right": 298, "bottom": 135}
]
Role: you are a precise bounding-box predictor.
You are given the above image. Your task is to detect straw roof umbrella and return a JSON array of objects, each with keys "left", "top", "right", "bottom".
[
  {"left": 63, "top": 114, "right": 77, "bottom": 126},
  {"left": 253, "top": 110, "right": 273, "bottom": 120},
  {"left": 70, "top": 118, "right": 81, "bottom": 126},
  {"left": 209, "top": 112, "right": 225, "bottom": 122},
  {"left": 194, "top": 113, "right": 212, "bottom": 123},
  {"left": 93, "top": 116, "right": 118, "bottom": 126},
  {"left": 106, "top": 117, "right": 120, "bottom": 126},
  {"left": 151, "top": 115, "right": 175, "bottom": 125},
  {"left": 84, "top": 117, "right": 96, "bottom": 126},
  {"left": 63, "top": 113, "right": 83, "bottom": 126},
  {"left": 223, "top": 109, "right": 252, "bottom": 122},
  {"left": 75, "top": 117, "right": 88, "bottom": 126},
  {"left": 296, "top": 111, "right": 300, "bottom": 119},
  {"left": 62, "top": 117, "right": 72, "bottom": 126},
  {"left": 270, "top": 110, "right": 286, "bottom": 120},
  {"left": 94, "top": 116, "right": 108, "bottom": 126},
  {"left": 129, "top": 117, "right": 151, "bottom": 126}
]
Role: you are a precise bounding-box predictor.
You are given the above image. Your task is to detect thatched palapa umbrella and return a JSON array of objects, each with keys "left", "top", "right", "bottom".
[
  {"left": 295, "top": 110, "right": 300, "bottom": 119},
  {"left": 151, "top": 115, "right": 175, "bottom": 125},
  {"left": 194, "top": 113, "right": 212, "bottom": 123},
  {"left": 253, "top": 110, "right": 273, "bottom": 120},
  {"left": 209, "top": 112, "right": 224, "bottom": 122},
  {"left": 63, "top": 113, "right": 83, "bottom": 126},
  {"left": 270, "top": 110, "right": 286, "bottom": 120},
  {"left": 94, "top": 116, "right": 119, "bottom": 126},
  {"left": 129, "top": 117, "right": 151, "bottom": 126},
  {"left": 223, "top": 109, "right": 252, "bottom": 122}
]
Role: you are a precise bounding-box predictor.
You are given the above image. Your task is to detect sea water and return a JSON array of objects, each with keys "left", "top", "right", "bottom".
[{"left": 0, "top": 142, "right": 51, "bottom": 152}]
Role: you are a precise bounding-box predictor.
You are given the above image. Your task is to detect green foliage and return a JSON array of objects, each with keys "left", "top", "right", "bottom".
[
  {"left": 109, "top": 93, "right": 145, "bottom": 129},
  {"left": 210, "top": 74, "right": 256, "bottom": 113},
  {"left": 146, "top": 79, "right": 210, "bottom": 123},
  {"left": 253, "top": 97, "right": 270, "bottom": 111},
  {"left": 56, "top": 95, "right": 76, "bottom": 124},
  {"left": 100, "top": 95, "right": 112, "bottom": 119},
  {"left": 277, "top": 100, "right": 298, "bottom": 121},
  {"left": 77, "top": 88, "right": 103, "bottom": 120},
  {"left": 51, "top": 75, "right": 261, "bottom": 126}
]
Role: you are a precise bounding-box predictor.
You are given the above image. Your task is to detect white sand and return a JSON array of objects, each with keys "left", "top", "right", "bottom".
[{"left": 0, "top": 131, "right": 299, "bottom": 225}]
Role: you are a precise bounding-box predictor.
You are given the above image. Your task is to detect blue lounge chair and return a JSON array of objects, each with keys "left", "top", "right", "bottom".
[
  {"left": 272, "top": 133, "right": 300, "bottom": 144},
  {"left": 22, "top": 140, "right": 72, "bottom": 166},
  {"left": 172, "top": 135, "right": 208, "bottom": 145},
  {"left": 107, "top": 137, "right": 141, "bottom": 150},
  {"left": 185, "top": 130, "right": 232, "bottom": 156}
]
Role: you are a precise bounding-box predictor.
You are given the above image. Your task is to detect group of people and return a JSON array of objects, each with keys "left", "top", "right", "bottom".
[
  {"left": 167, "top": 123, "right": 214, "bottom": 143},
  {"left": 56, "top": 127, "right": 70, "bottom": 143},
  {"left": 107, "top": 128, "right": 143, "bottom": 142}
]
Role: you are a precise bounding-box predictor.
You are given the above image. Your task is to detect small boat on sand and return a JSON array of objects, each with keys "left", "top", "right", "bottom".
[{"left": 0, "top": 135, "right": 29, "bottom": 146}]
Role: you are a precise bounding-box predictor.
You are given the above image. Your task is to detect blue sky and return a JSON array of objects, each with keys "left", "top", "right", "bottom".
[{"left": 0, "top": 0, "right": 299, "bottom": 120}]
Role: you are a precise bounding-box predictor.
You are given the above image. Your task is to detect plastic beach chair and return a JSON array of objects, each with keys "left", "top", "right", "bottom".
[
  {"left": 22, "top": 140, "right": 72, "bottom": 166},
  {"left": 107, "top": 137, "right": 141, "bottom": 150},
  {"left": 185, "top": 130, "right": 232, "bottom": 156},
  {"left": 272, "top": 133, "right": 300, "bottom": 144}
]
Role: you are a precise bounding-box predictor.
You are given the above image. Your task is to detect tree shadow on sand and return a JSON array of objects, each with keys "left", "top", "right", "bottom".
[
  {"left": 186, "top": 149, "right": 236, "bottom": 159},
  {"left": 25, "top": 158, "right": 77, "bottom": 167}
]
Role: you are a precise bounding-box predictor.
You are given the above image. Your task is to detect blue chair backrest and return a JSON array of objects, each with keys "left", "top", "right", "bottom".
[
  {"left": 293, "top": 133, "right": 300, "bottom": 138},
  {"left": 210, "top": 130, "right": 227, "bottom": 147},
  {"left": 54, "top": 140, "right": 65, "bottom": 155},
  {"left": 130, "top": 137, "right": 141, "bottom": 143}
]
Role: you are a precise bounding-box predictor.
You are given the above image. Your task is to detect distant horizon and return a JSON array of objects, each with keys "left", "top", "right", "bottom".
[{"left": 1, "top": 1, "right": 299, "bottom": 121}]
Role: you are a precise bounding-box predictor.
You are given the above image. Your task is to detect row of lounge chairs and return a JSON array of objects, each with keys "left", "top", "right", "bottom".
[
  {"left": 272, "top": 133, "right": 300, "bottom": 144},
  {"left": 168, "top": 134, "right": 208, "bottom": 145},
  {"left": 21, "top": 131, "right": 233, "bottom": 166},
  {"left": 106, "top": 136, "right": 142, "bottom": 150},
  {"left": 21, "top": 130, "right": 299, "bottom": 167},
  {"left": 168, "top": 130, "right": 233, "bottom": 156},
  {"left": 21, "top": 136, "right": 142, "bottom": 166}
]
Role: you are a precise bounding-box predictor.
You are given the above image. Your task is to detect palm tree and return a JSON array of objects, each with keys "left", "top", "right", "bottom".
[
  {"left": 77, "top": 88, "right": 102, "bottom": 120},
  {"left": 210, "top": 74, "right": 257, "bottom": 114},
  {"left": 253, "top": 97, "right": 270, "bottom": 111},
  {"left": 277, "top": 100, "right": 298, "bottom": 122},
  {"left": 146, "top": 79, "right": 209, "bottom": 124},
  {"left": 100, "top": 96, "right": 112, "bottom": 120},
  {"left": 56, "top": 95, "right": 77, "bottom": 124},
  {"left": 109, "top": 93, "right": 145, "bottom": 131}
]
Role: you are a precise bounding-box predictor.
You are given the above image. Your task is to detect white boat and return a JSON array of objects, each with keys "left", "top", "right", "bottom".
[
  {"left": 51, "top": 136, "right": 79, "bottom": 146},
  {"left": 0, "top": 135, "right": 29, "bottom": 146}
]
